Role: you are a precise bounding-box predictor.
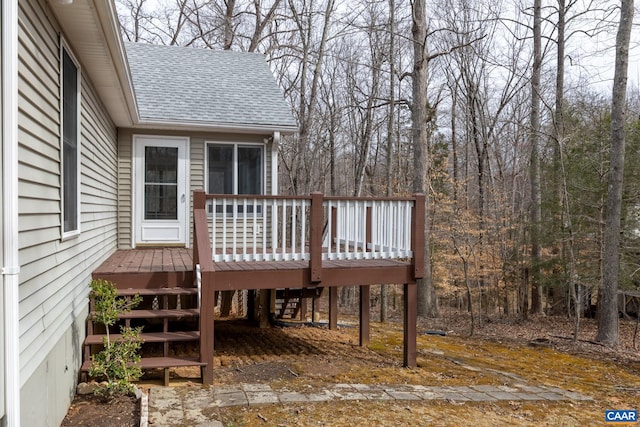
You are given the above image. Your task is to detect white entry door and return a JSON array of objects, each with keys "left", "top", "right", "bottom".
[{"left": 134, "top": 136, "right": 189, "bottom": 246}]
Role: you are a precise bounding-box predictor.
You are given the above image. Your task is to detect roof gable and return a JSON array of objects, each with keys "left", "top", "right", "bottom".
[{"left": 125, "top": 42, "right": 297, "bottom": 133}]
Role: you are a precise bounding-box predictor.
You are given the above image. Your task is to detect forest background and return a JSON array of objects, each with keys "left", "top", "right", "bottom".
[{"left": 115, "top": 0, "right": 640, "bottom": 343}]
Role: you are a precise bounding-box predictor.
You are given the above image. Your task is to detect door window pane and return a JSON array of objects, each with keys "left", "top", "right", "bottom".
[
  {"left": 145, "top": 146, "right": 178, "bottom": 220},
  {"left": 145, "top": 147, "right": 178, "bottom": 183},
  {"left": 145, "top": 184, "right": 177, "bottom": 220}
]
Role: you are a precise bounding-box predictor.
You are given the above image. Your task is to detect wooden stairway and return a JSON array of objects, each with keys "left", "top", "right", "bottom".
[
  {"left": 81, "top": 286, "right": 205, "bottom": 386},
  {"left": 274, "top": 288, "right": 324, "bottom": 320}
]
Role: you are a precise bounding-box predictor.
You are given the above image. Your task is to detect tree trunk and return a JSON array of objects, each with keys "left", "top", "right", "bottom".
[
  {"left": 529, "top": 0, "right": 544, "bottom": 315},
  {"left": 223, "top": 0, "right": 236, "bottom": 50},
  {"left": 411, "top": 0, "right": 437, "bottom": 318},
  {"left": 596, "top": 0, "right": 634, "bottom": 346},
  {"left": 381, "top": 0, "right": 396, "bottom": 323}
]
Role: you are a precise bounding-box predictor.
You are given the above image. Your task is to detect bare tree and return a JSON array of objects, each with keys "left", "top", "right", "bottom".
[
  {"left": 597, "top": 0, "right": 634, "bottom": 346},
  {"left": 411, "top": 0, "right": 438, "bottom": 317}
]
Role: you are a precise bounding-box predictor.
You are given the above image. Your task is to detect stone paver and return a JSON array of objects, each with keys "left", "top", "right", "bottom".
[{"left": 147, "top": 381, "right": 592, "bottom": 426}]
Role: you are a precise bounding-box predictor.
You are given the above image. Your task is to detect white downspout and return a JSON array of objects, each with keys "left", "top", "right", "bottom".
[
  {"left": 2, "top": 1, "right": 21, "bottom": 426},
  {"left": 271, "top": 132, "right": 279, "bottom": 196}
]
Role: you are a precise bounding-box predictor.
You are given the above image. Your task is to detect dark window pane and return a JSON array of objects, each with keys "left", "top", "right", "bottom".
[
  {"left": 208, "top": 145, "right": 233, "bottom": 194},
  {"left": 145, "top": 147, "right": 178, "bottom": 183},
  {"left": 238, "top": 146, "right": 262, "bottom": 195},
  {"left": 62, "top": 49, "right": 78, "bottom": 233},
  {"left": 145, "top": 184, "right": 177, "bottom": 220}
]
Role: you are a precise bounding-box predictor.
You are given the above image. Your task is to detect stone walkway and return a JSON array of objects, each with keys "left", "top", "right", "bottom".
[{"left": 147, "top": 382, "right": 592, "bottom": 426}]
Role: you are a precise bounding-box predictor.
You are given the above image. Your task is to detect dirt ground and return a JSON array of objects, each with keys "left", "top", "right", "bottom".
[{"left": 62, "top": 312, "right": 640, "bottom": 426}]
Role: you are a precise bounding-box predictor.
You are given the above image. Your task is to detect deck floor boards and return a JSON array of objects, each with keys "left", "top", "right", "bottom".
[{"left": 94, "top": 248, "right": 414, "bottom": 289}]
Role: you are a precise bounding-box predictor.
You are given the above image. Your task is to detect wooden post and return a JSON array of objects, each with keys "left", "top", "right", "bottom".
[
  {"left": 247, "top": 290, "right": 256, "bottom": 321},
  {"left": 193, "top": 190, "right": 207, "bottom": 270},
  {"left": 403, "top": 283, "right": 417, "bottom": 368},
  {"left": 310, "top": 192, "right": 324, "bottom": 283},
  {"left": 411, "top": 194, "right": 425, "bottom": 280},
  {"left": 299, "top": 297, "right": 307, "bottom": 321},
  {"left": 220, "top": 290, "right": 234, "bottom": 317},
  {"left": 364, "top": 207, "right": 373, "bottom": 336},
  {"left": 329, "top": 286, "right": 338, "bottom": 330},
  {"left": 200, "top": 271, "right": 215, "bottom": 384},
  {"left": 259, "top": 289, "right": 270, "bottom": 328},
  {"left": 359, "top": 285, "right": 370, "bottom": 346},
  {"left": 193, "top": 189, "right": 216, "bottom": 384},
  {"left": 311, "top": 295, "right": 317, "bottom": 322}
]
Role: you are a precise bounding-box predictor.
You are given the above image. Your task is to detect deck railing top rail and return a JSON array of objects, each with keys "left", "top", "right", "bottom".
[{"left": 192, "top": 190, "right": 425, "bottom": 280}]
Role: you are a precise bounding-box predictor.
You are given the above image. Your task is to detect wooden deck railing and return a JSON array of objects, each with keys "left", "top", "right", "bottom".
[
  {"left": 193, "top": 190, "right": 424, "bottom": 265},
  {"left": 192, "top": 189, "right": 425, "bottom": 384}
]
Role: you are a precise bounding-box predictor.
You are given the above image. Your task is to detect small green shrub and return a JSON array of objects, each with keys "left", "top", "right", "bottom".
[{"left": 88, "top": 278, "right": 143, "bottom": 398}]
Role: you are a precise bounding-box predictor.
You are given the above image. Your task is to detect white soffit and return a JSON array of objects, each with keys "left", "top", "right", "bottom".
[{"left": 48, "top": 0, "right": 136, "bottom": 127}]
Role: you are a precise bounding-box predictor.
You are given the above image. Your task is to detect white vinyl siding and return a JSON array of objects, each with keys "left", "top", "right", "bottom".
[{"left": 17, "top": 0, "right": 118, "bottom": 396}]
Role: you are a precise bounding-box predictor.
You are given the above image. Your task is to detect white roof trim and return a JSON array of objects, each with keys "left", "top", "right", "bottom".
[{"left": 133, "top": 119, "right": 298, "bottom": 135}]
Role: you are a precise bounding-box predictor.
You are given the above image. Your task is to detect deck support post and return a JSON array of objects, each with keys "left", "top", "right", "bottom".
[
  {"left": 359, "top": 285, "right": 370, "bottom": 346},
  {"left": 200, "top": 272, "right": 215, "bottom": 385},
  {"left": 247, "top": 290, "right": 256, "bottom": 321},
  {"left": 403, "top": 283, "right": 417, "bottom": 368},
  {"left": 220, "top": 290, "right": 234, "bottom": 317},
  {"left": 329, "top": 286, "right": 338, "bottom": 330},
  {"left": 299, "top": 297, "right": 307, "bottom": 321},
  {"left": 259, "top": 289, "right": 270, "bottom": 328}
]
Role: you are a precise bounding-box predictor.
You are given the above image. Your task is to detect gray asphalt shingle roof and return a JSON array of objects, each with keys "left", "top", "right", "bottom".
[{"left": 124, "top": 42, "right": 297, "bottom": 131}]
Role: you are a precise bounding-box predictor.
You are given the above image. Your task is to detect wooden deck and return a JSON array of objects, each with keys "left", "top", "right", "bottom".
[
  {"left": 92, "top": 248, "right": 194, "bottom": 288},
  {"left": 88, "top": 191, "right": 424, "bottom": 385},
  {"left": 93, "top": 248, "right": 414, "bottom": 290}
]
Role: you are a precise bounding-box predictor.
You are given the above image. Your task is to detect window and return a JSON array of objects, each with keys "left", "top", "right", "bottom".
[
  {"left": 61, "top": 45, "right": 80, "bottom": 236},
  {"left": 207, "top": 143, "right": 264, "bottom": 214}
]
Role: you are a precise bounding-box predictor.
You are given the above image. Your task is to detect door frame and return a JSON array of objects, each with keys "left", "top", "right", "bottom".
[{"left": 132, "top": 135, "right": 190, "bottom": 248}]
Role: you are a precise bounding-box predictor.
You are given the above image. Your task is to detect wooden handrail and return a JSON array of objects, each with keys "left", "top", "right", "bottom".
[{"left": 193, "top": 189, "right": 214, "bottom": 384}]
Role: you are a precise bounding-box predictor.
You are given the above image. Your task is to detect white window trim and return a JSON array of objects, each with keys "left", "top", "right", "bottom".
[
  {"left": 205, "top": 141, "right": 266, "bottom": 196},
  {"left": 60, "top": 37, "right": 81, "bottom": 239}
]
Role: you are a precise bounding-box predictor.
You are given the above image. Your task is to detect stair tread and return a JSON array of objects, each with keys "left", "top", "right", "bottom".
[
  {"left": 90, "top": 308, "right": 199, "bottom": 319},
  {"left": 81, "top": 356, "right": 206, "bottom": 371},
  {"left": 84, "top": 331, "right": 200, "bottom": 345},
  {"left": 116, "top": 287, "right": 197, "bottom": 296}
]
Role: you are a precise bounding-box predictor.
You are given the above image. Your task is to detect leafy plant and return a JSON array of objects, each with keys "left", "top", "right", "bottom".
[{"left": 88, "top": 278, "right": 143, "bottom": 398}]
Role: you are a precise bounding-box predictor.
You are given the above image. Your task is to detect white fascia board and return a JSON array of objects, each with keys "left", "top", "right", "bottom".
[
  {"left": 133, "top": 119, "right": 298, "bottom": 136},
  {"left": 92, "top": 0, "right": 139, "bottom": 125}
]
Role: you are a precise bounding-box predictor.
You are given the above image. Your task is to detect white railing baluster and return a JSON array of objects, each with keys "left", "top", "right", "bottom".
[
  {"left": 252, "top": 198, "right": 257, "bottom": 261},
  {"left": 242, "top": 198, "right": 247, "bottom": 261},
  {"left": 291, "top": 199, "right": 297, "bottom": 261},
  {"left": 301, "top": 200, "right": 307, "bottom": 260},
  {"left": 222, "top": 197, "right": 228, "bottom": 261},
  {"left": 207, "top": 194, "right": 414, "bottom": 264},
  {"left": 211, "top": 200, "right": 217, "bottom": 262}
]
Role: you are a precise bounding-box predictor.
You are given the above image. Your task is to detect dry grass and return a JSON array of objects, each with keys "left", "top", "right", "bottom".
[{"left": 209, "top": 316, "right": 640, "bottom": 426}]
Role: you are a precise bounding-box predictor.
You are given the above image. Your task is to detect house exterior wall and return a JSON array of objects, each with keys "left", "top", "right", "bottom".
[
  {"left": 17, "top": 0, "right": 119, "bottom": 424},
  {"left": 117, "top": 128, "right": 274, "bottom": 249}
]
